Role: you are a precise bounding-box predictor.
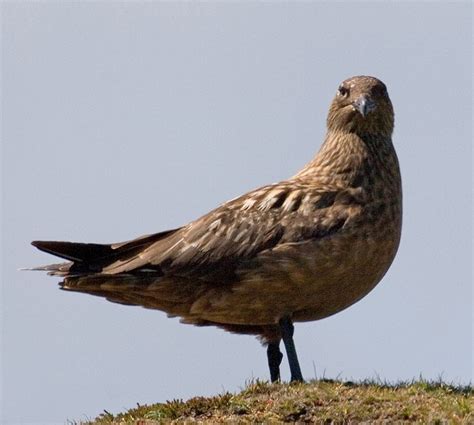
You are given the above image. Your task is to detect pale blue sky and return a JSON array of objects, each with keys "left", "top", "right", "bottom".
[{"left": 2, "top": 2, "right": 472, "bottom": 424}]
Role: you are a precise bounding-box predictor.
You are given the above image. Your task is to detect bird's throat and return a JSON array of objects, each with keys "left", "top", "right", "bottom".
[{"left": 296, "top": 130, "right": 399, "bottom": 191}]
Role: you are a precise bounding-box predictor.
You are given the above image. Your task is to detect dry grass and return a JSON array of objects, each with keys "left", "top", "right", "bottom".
[{"left": 80, "top": 379, "right": 473, "bottom": 424}]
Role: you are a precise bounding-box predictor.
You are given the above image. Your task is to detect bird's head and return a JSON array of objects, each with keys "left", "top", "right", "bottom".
[{"left": 327, "top": 76, "right": 394, "bottom": 138}]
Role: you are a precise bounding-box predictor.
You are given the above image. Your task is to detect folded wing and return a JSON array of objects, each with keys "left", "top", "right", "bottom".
[{"left": 32, "top": 181, "right": 358, "bottom": 278}]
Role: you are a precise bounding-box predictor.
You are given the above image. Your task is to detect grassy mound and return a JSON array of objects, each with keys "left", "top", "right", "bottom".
[{"left": 84, "top": 379, "right": 473, "bottom": 424}]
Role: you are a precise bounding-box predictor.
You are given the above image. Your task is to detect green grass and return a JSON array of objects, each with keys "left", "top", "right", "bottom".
[{"left": 80, "top": 379, "right": 473, "bottom": 424}]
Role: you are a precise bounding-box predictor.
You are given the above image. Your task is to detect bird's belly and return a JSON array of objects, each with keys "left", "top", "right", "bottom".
[{"left": 191, "top": 230, "right": 400, "bottom": 326}]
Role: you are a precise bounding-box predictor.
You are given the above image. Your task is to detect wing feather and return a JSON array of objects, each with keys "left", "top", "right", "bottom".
[{"left": 102, "top": 181, "right": 359, "bottom": 275}]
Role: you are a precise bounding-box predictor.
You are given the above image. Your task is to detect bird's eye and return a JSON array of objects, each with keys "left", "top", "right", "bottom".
[{"left": 338, "top": 85, "right": 349, "bottom": 97}]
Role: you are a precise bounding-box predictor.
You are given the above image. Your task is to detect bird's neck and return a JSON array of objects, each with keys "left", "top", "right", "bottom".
[{"left": 296, "top": 130, "right": 401, "bottom": 190}]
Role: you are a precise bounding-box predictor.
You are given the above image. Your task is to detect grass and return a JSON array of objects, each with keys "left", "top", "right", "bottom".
[{"left": 80, "top": 379, "right": 473, "bottom": 424}]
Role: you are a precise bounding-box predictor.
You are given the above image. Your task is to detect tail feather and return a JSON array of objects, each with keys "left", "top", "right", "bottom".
[
  {"left": 31, "top": 228, "right": 181, "bottom": 276},
  {"left": 22, "top": 262, "right": 72, "bottom": 274},
  {"left": 31, "top": 241, "right": 115, "bottom": 263}
]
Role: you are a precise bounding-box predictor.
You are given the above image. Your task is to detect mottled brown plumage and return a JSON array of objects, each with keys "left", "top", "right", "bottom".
[{"left": 31, "top": 76, "right": 402, "bottom": 382}]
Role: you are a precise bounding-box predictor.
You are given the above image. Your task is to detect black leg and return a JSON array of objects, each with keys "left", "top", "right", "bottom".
[
  {"left": 279, "top": 316, "right": 304, "bottom": 382},
  {"left": 267, "top": 341, "right": 283, "bottom": 383}
]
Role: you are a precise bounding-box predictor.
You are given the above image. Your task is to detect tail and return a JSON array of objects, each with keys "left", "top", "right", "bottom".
[{"left": 31, "top": 228, "right": 180, "bottom": 276}]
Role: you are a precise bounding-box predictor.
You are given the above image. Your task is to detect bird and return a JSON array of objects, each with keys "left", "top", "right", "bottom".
[{"left": 31, "top": 75, "right": 402, "bottom": 383}]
